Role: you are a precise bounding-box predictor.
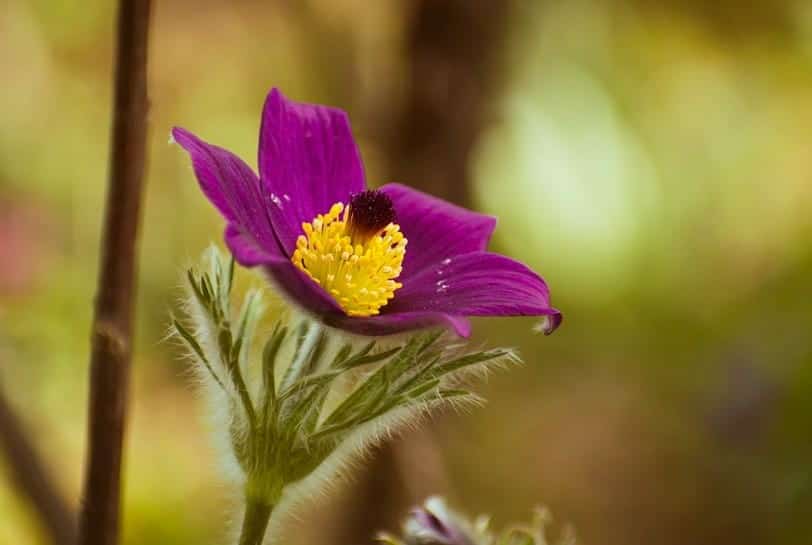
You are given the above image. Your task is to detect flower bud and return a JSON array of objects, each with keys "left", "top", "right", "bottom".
[{"left": 403, "top": 497, "right": 480, "bottom": 545}]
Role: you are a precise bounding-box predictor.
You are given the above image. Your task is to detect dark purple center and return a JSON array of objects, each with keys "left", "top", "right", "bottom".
[{"left": 348, "top": 190, "right": 396, "bottom": 241}]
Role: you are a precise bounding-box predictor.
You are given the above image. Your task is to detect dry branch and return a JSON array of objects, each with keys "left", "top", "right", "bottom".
[
  {"left": 0, "top": 389, "right": 76, "bottom": 545},
  {"left": 76, "top": 1, "right": 152, "bottom": 545}
]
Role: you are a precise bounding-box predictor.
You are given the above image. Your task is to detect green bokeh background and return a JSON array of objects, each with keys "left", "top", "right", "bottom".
[{"left": 2, "top": 1, "right": 811, "bottom": 544}]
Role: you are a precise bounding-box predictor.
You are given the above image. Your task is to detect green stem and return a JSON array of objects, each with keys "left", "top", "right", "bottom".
[{"left": 238, "top": 498, "right": 273, "bottom": 545}]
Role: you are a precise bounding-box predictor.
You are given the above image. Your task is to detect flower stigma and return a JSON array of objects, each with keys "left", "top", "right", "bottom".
[{"left": 292, "top": 191, "right": 406, "bottom": 317}]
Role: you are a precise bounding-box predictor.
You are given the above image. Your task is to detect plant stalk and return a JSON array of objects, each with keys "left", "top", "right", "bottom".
[
  {"left": 238, "top": 498, "right": 273, "bottom": 545},
  {"left": 76, "top": 1, "right": 152, "bottom": 545},
  {"left": 0, "top": 387, "right": 76, "bottom": 545}
]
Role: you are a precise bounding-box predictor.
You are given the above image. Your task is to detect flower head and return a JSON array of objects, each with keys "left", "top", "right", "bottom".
[
  {"left": 172, "top": 88, "right": 561, "bottom": 337},
  {"left": 291, "top": 198, "right": 406, "bottom": 317},
  {"left": 379, "top": 497, "right": 576, "bottom": 545},
  {"left": 403, "top": 497, "right": 483, "bottom": 545}
]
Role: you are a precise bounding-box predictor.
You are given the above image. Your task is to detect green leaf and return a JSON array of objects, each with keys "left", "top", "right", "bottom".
[
  {"left": 186, "top": 269, "right": 208, "bottom": 309},
  {"left": 331, "top": 340, "right": 375, "bottom": 369},
  {"left": 284, "top": 387, "right": 322, "bottom": 436},
  {"left": 213, "top": 251, "right": 225, "bottom": 304},
  {"left": 234, "top": 291, "right": 256, "bottom": 347},
  {"left": 278, "top": 371, "right": 342, "bottom": 403},
  {"left": 234, "top": 290, "right": 263, "bottom": 368},
  {"left": 301, "top": 389, "right": 330, "bottom": 434},
  {"left": 226, "top": 255, "right": 235, "bottom": 295},
  {"left": 281, "top": 322, "right": 323, "bottom": 391},
  {"left": 388, "top": 332, "right": 434, "bottom": 379},
  {"left": 320, "top": 372, "right": 381, "bottom": 428},
  {"left": 403, "top": 378, "right": 440, "bottom": 400},
  {"left": 437, "top": 388, "right": 471, "bottom": 398},
  {"left": 230, "top": 336, "right": 243, "bottom": 367},
  {"left": 416, "top": 329, "right": 445, "bottom": 355},
  {"left": 329, "top": 342, "right": 354, "bottom": 368},
  {"left": 393, "top": 354, "right": 440, "bottom": 395},
  {"left": 308, "top": 329, "right": 328, "bottom": 373},
  {"left": 228, "top": 407, "right": 250, "bottom": 471},
  {"left": 321, "top": 334, "right": 427, "bottom": 428},
  {"left": 358, "top": 377, "right": 392, "bottom": 418},
  {"left": 173, "top": 319, "right": 205, "bottom": 361},
  {"left": 262, "top": 325, "right": 286, "bottom": 403},
  {"left": 291, "top": 321, "right": 310, "bottom": 361},
  {"left": 308, "top": 422, "right": 346, "bottom": 442},
  {"left": 228, "top": 359, "right": 257, "bottom": 429},
  {"left": 259, "top": 324, "right": 287, "bottom": 436},
  {"left": 218, "top": 328, "right": 233, "bottom": 366},
  {"left": 338, "top": 346, "right": 402, "bottom": 370},
  {"left": 173, "top": 319, "right": 226, "bottom": 392},
  {"left": 429, "top": 349, "right": 509, "bottom": 381},
  {"left": 200, "top": 274, "right": 213, "bottom": 304}
]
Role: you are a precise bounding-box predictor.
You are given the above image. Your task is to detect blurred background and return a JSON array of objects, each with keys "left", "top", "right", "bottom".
[{"left": 2, "top": 0, "right": 812, "bottom": 544}]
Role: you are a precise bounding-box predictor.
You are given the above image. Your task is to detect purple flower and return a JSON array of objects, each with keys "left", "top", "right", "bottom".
[
  {"left": 172, "top": 88, "right": 561, "bottom": 337},
  {"left": 401, "top": 497, "right": 481, "bottom": 545}
]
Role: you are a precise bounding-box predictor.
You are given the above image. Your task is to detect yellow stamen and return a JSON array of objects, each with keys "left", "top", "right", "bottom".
[{"left": 291, "top": 202, "right": 407, "bottom": 317}]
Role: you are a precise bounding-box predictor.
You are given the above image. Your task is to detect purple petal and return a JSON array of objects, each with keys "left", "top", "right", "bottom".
[
  {"left": 326, "top": 312, "right": 471, "bottom": 338},
  {"left": 386, "top": 251, "right": 562, "bottom": 330},
  {"left": 261, "top": 258, "right": 344, "bottom": 316},
  {"left": 411, "top": 509, "right": 457, "bottom": 544},
  {"left": 405, "top": 499, "right": 478, "bottom": 545},
  {"left": 224, "top": 224, "right": 277, "bottom": 266},
  {"left": 172, "top": 127, "right": 285, "bottom": 265},
  {"left": 380, "top": 183, "right": 496, "bottom": 277},
  {"left": 537, "top": 312, "right": 563, "bottom": 336},
  {"left": 258, "top": 88, "right": 366, "bottom": 254}
]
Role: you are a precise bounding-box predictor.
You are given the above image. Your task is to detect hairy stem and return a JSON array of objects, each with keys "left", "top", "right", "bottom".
[
  {"left": 77, "top": 1, "right": 152, "bottom": 545},
  {"left": 238, "top": 498, "right": 273, "bottom": 545}
]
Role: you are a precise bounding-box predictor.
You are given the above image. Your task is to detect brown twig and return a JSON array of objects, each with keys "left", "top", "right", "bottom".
[
  {"left": 0, "top": 388, "right": 76, "bottom": 545},
  {"left": 76, "top": 2, "right": 152, "bottom": 545}
]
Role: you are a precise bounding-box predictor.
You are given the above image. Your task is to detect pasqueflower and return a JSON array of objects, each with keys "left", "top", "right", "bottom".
[
  {"left": 379, "top": 497, "right": 576, "bottom": 545},
  {"left": 173, "top": 88, "right": 561, "bottom": 337}
]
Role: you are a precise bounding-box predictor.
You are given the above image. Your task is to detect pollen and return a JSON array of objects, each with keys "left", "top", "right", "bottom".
[{"left": 291, "top": 202, "right": 407, "bottom": 317}]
